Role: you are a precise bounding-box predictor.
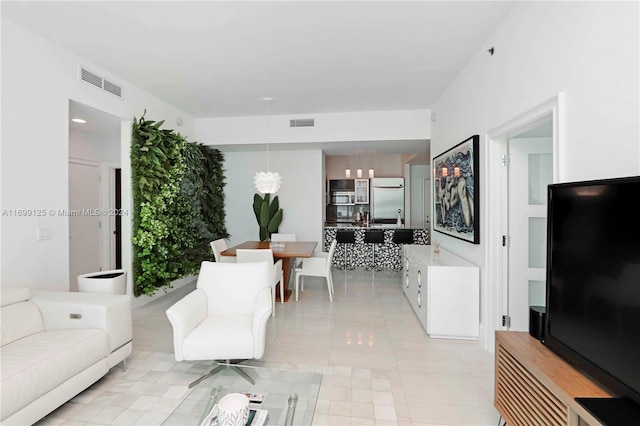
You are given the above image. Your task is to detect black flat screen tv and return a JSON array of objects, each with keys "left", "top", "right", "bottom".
[{"left": 544, "top": 176, "right": 640, "bottom": 411}]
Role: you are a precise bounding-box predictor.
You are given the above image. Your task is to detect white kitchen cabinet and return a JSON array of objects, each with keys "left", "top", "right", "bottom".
[
  {"left": 403, "top": 250, "right": 428, "bottom": 330},
  {"left": 405, "top": 245, "right": 480, "bottom": 340},
  {"left": 354, "top": 179, "right": 369, "bottom": 204}
]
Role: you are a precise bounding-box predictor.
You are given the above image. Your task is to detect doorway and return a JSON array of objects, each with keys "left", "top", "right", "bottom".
[
  {"left": 68, "top": 100, "right": 122, "bottom": 289},
  {"left": 506, "top": 127, "right": 553, "bottom": 331},
  {"left": 114, "top": 168, "right": 122, "bottom": 268},
  {"left": 101, "top": 163, "right": 123, "bottom": 269},
  {"left": 423, "top": 177, "right": 431, "bottom": 231},
  {"left": 484, "top": 94, "right": 562, "bottom": 350}
]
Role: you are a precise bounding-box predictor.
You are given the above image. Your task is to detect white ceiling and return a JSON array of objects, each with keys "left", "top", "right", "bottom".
[
  {"left": 5, "top": 1, "right": 516, "bottom": 159},
  {"left": 3, "top": 1, "right": 515, "bottom": 118}
]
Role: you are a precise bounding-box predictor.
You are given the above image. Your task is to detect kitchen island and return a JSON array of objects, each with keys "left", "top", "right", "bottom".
[{"left": 323, "top": 224, "right": 429, "bottom": 271}]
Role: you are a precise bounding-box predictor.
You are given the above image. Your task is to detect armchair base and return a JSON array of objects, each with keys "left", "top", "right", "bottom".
[{"left": 189, "top": 360, "right": 255, "bottom": 388}]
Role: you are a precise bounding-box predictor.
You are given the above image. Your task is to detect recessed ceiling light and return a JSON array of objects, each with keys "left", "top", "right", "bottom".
[{"left": 72, "top": 118, "right": 87, "bottom": 123}]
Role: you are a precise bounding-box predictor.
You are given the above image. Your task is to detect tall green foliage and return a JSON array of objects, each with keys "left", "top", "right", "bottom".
[
  {"left": 252, "top": 193, "right": 283, "bottom": 241},
  {"left": 131, "top": 114, "right": 228, "bottom": 296}
]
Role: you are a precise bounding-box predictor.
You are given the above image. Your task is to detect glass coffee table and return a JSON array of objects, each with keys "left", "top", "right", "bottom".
[{"left": 163, "top": 363, "right": 322, "bottom": 426}]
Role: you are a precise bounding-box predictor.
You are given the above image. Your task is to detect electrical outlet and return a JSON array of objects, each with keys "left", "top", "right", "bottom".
[{"left": 36, "top": 227, "right": 51, "bottom": 241}]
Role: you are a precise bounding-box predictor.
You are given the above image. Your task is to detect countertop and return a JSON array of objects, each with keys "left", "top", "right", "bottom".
[{"left": 324, "top": 222, "right": 425, "bottom": 229}]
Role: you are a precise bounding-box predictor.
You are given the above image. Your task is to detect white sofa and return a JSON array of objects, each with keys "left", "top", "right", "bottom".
[{"left": 0, "top": 288, "right": 133, "bottom": 425}]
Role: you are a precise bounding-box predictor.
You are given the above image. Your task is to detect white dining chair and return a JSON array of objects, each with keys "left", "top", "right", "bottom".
[
  {"left": 210, "top": 239, "right": 235, "bottom": 263},
  {"left": 295, "top": 239, "right": 337, "bottom": 302},
  {"left": 236, "top": 248, "right": 283, "bottom": 317}
]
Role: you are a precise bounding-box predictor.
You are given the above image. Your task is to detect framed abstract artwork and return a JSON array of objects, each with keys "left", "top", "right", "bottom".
[{"left": 433, "top": 135, "right": 480, "bottom": 244}]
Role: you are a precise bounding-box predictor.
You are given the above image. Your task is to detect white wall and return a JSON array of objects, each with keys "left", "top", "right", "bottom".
[
  {"left": 431, "top": 1, "right": 639, "bottom": 346},
  {"left": 1, "top": 18, "right": 196, "bottom": 292},
  {"left": 325, "top": 154, "right": 406, "bottom": 179},
  {"left": 69, "top": 130, "right": 120, "bottom": 163},
  {"left": 433, "top": 2, "right": 639, "bottom": 181},
  {"left": 197, "top": 109, "right": 431, "bottom": 145},
  {"left": 409, "top": 165, "right": 430, "bottom": 228},
  {"left": 222, "top": 150, "right": 324, "bottom": 249}
]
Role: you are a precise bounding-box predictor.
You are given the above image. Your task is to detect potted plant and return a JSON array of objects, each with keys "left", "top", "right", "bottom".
[{"left": 253, "top": 193, "right": 283, "bottom": 241}]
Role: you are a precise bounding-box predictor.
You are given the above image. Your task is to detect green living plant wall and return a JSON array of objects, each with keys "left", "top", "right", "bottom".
[{"left": 131, "top": 114, "right": 228, "bottom": 296}]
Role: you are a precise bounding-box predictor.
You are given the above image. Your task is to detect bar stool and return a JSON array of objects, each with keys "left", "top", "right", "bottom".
[
  {"left": 364, "top": 229, "right": 385, "bottom": 271},
  {"left": 336, "top": 230, "right": 356, "bottom": 270},
  {"left": 392, "top": 229, "right": 414, "bottom": 272},
  {"left": 392, "top": 229, "right": 414, "bottom": 245}
]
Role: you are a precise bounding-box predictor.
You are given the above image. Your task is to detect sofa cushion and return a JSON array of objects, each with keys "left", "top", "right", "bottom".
[
  {"left": 0, "top": 329, "right": 108, "bottom": 420},
  {"left": 1, "top": 300, "right": 44, "bottom": 347},
  {"left": 182, "top": 315, "right": 254, "bottom": 360}
]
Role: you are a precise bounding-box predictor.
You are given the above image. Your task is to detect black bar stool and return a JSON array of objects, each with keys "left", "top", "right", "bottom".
[
  {"left": 392, "top": 229, "right": 414, "bottom": 271},
  {"left": 364, "top": 230, "right": 385, "bottom": 271},
  {"left": 392, "top": 229, "right": 414, "bottom": 245},
  {"left": 336, "top": 230, "right": 356, "bottom": 270}
]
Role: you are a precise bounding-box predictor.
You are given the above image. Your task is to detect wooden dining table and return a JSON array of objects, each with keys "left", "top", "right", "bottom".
[{"left": 221, "top": 240, "right": 317, "bottom": 302}]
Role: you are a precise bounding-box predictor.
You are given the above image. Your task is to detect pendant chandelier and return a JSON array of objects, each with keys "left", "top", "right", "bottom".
[
  {"left": 346, "top": 155, "right": 375, "bottom": 178},
  {"left": 253, "top": 97, "right": 282, "bottom": 194}
]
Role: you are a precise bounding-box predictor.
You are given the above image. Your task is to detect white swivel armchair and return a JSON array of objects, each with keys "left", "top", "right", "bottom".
[
  {"left": 236, "top": 249, "right": 283, "bottom": 316},
  {"left": 295, "top": 239, "right": 337, "bottom": 302},
  {"left": 210, "top": 238, "right": 236, "bottom": 263},
  {"left": 165, "top": 261, "right": 272, "bottom": 388}
]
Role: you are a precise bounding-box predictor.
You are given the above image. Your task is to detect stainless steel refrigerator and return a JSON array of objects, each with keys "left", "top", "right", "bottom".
[{"left": 371, "top": 178, "right": 405, "bottom": 223}]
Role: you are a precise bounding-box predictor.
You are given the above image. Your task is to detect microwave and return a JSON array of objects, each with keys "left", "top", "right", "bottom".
[{"left": 331, "top": 191, "right": 355, "bottom": 205}]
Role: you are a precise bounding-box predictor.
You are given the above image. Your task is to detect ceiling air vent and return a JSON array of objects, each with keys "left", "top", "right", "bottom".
[
  {"left": 81, "top": 68, "right": 102, "bottom": 88},
  {"left": 290, "top": 118, "right": 315, "bottom": 128},
  {"left": 80, "top": 67, "right": 123, "bottom": 98},
  {"left": 103, "top": 79, "right": 122, "bottom": 98}
]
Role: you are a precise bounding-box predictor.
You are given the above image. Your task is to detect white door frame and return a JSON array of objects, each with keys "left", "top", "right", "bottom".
[
  {"left": 101, "top": 161, "right": 120, "bottom": 270},
  {"left": 120, "top": 120, "right": 133, "bottom": 297},
  {"left": 483, "top": 93, "right": 564, "bottom": 352}
]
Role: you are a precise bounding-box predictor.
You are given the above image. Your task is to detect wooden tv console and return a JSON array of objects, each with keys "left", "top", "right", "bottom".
[{"left": 495, "top": 331, "right": 612, "bottom": 426}]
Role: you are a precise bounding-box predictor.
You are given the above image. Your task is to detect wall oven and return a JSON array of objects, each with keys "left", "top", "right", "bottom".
[{"left": 331, "top": 191, "right": 355, "bottom": 205}]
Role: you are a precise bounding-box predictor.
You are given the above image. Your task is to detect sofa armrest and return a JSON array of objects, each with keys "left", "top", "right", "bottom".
[
  {"left": 252, "top": 287, "right": 272, "bottom": 359},
  {"left": 165, "top": 289, "right": 207, "bottom": 362},
  {"left": 30, "top": 291, "right": 132, "bottom": 354}
]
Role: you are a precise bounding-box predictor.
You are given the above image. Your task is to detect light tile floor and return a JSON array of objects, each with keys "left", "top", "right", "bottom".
[{"left": 37, "top": 268, "right": 499, "bottom": 426}]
